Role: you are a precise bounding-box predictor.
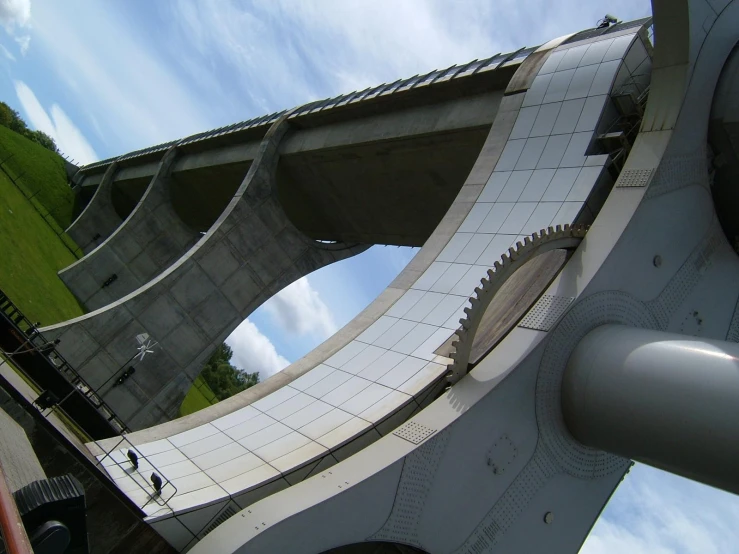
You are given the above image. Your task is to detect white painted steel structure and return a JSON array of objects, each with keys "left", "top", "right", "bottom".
[{"left": 84, "top": 1, "right": 739, "bottom": 552}]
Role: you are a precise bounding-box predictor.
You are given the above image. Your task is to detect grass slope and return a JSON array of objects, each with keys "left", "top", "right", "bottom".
[
  {"left": 179, "top": 375, "right": 219, "bottom": 417},
  {"left": 0, "top": 171, "right": 84, "bottom": 324},
  {"left": 0, "top": 125, "right": 77, "bottom": 229}
]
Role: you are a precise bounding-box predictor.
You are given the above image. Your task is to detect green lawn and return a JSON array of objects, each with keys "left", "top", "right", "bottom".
[
  {"left": 0, "top": 170, "right": 84, "bottom": 324},
  {"left": 0, "top": 125, "right": 78, "bottom": 230},
  {"left": 179, "top": 375, "right": 219, "bottom": 417}
]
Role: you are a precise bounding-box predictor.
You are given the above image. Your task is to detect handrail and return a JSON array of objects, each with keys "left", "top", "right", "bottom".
[{"left": 0, "top": 460, "right": 32, "bottom": 554}]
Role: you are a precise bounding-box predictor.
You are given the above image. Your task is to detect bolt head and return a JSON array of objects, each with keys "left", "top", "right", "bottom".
[
  {"left": 653, "top": 255, "right": 662, "bottom": 267},
  {"left": 544, "top": 512, "right": 554, "bottom": 524}
]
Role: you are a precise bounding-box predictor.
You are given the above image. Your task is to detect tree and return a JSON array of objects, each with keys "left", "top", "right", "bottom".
[
  {"left": 200, "top": 343, "right": 260, "bottom": 401},
  {"left": 0, "top": 101, "right": 58, "bottom": 154},
  {"left": 28, "top": 130, "right": 58, "bottom": 153}
]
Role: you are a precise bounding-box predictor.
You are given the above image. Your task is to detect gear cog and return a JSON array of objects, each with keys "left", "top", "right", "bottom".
[{"left": 446, "top": 224, "right": 588, "bottom": 385}]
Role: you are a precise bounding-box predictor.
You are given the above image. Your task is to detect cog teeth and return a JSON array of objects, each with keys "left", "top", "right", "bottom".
[
  {"left": 463, "top": 307, "right": 473, "bottom": 316},
  {"left": 486, "top": 268, "right": 495, "bottom": 279},
  {"left": 555, "top": 224, "right": 562, "bottom": 232},
  {"left": 493, "top": 261, "right": 502, "bottom": 271}
]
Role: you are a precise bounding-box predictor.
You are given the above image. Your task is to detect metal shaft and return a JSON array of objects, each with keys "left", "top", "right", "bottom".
[{"left": 563, "top": 324, "right": 739, "bottom": 495}]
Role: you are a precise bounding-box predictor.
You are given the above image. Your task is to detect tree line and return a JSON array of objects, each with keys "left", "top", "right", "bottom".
[
  {"left": 201, "top": 343, "right": 260, "bottom": 401},
  {"left": 0, "top": 101, "right": 58, "bottom": 153}
]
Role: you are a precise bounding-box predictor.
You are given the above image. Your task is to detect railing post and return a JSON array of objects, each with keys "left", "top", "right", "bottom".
[{"left": 0, "top": 460, "right": 33, "bottom": 554}]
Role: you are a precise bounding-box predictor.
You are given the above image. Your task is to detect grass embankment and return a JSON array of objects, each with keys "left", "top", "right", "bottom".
[
  {"left": 0, "top": 127, "right": 85, "bottom": 324},
  {"left": 179, "top": 375, "right": 219, "bottom": 417}
]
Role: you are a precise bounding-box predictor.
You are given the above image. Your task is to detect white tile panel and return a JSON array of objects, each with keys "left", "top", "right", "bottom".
[
  {"left": 522, "top": 73, "right": 553, "bottom": 107},
  {"left": 575, "top": 95, "right": 608, "bottom": 132},
  {"left": 359, "top": 390, "right": 414, "bottom": 424},
  {"left": 529, "top": 103, "right": 562, "bottom": 137},
  {"left": 412, "top": 262, "right": 451, "bottom": 291},
  {"left": 578, "top": 38, "right": 614, "bottom": 67},
  {"left": 521, "top": 202, "right": 562, "bottom": 235},
  {"left": 497, "top": 170, "right": 533, "bottom": 202},
  {"left": 542, "top": 167, "right": 581, "bottom": 201},
  {"left": 514, "top": 136, "right": 548, "bottom": 170},
  {"left": 289, "top": 363, "right": 335, "bottom": 391},
  {"left": 519, "top": 168, "right": 556, "bottom": 202},
  {"left": 378, "top": 352, "right": 430, "bottom": 389},
  {"left": 566, "top": 165, "right": 604, "bottom": 202},
  {"left": 509, "top": 105, "right": 540, "bottom": 140},
  {"left": 211, "top": 405, "right": 262, "bottom": 432},
  {"left": 624, "top": 39, "right": 647, "bottom": 74},
  {"left": 477, "top": 234, "right": 519, "bottom": 266},
  {"left": 341, "top": 344, "right": 387, "bottom": 374},
  {"left": 266, "top": 392, "right": 316, "bottom": 420},
  {"left": 552, "top": 201, "right": 585, "bottom": 225},
  {"left": 357, "top": 350, "right": 407, "bottom": 381},
  {"left": 280, "top": 398, "right": 334, "bottom": 430},
  {"left": 411, "top": 327, "right": 454, "bottom": 361},
  {"left": 403, "top": 291, "right": 446, "bottom": 322},
  {"left": 391, "top": 323, "right": 438, "bottom": 355},
  {"left": 398, "top": 362, "right": 447, "bottom": 396},
  {"left": 560, "top": 132, "right": 591, "bottom": 167},
  {"left": 299, "top": 408, "right": 354, "bottom": 440},
  {"left": 552, "top": 98, "right": 586, "bottom": 135},
  {"left": 497, "top": 203, "right": 537, "bottom": 235},
  {"left": 536, "top": 134, "right": 571, "bottom": 169},
  {"left": 223, "top": 412, "right": 278, "bottom": 442},
  {"left": 170, "top": 472, "right": 218, "bottom": 495},
  {"left": 458, "top": 202, "right": 494, "bottom": 233},
  {"left": 455, "top": 233, "right": 494, "bottom": 264},
  {"left": 148, "top": 448, "right": 189, "bottom": 468},
  {"left": 251, "top": 385, "right": 299, "bottom": 413},
  {"left": 324, "top": 341, "right": 368, "bottom": 369},
  {"left": 321, "top": 376, "right": 373, "bottom": 406},
  {"left": 564, "top": 64, "right": 599, "bottom": 100},
  {"left": 169, "top": 424, "right": 220, "bottom": 448},
  {"left": 270, "top": 442, "right": 329, "bottom": 473},
  {"left": 373, "top": 318, "right": 417, "bottom": 349},
  {"left": 167, "top": 485, "right": 229, "bottom": 514},
  {"left": 422, "top": 295, "right": 468, "bottom": 327},
  {"left": 156, "top": 459, "right": 202, "bottom": 480},
  {"left": 478, "top": 203, "right": 516, "bottom": 234},
  {"left": 602, "top": 34, "right": 635, "bottom": 62},
  {"left": 238, "top": 421, "right": 293, "bottom": 452},
  {"left": 304, "top": 369, "right": 353, "bottom": 398},
  {"left": 556, "top": 44, "right": 589, "bottom": 71},
  {"left": 437, "top": 233, "right": 474, "bottom": 263},
  {"left": 191, "top": 442, "right": 249, "bottom": 471},
  {"left": 442, "top": 301, "right": 468, "bottom": 330},
  {"left": 538, "top": 50, "right": 565, "bottom": 75},
  {"left": 220, "top": 464, "right": 281, "bottom": 496},
  {"left": 542, "top": 68, "right": 575, "bottom": 104},
  {"left": 428, "top": 263, "right": 472, "bottom": 294},
  {"left": 495, "top": 139, "right": 527, "bottom": 171},
  {"left": 478, "top": 171, "right": 511, "bottom": 202},
  {"left": 385, "top": 289, "right": 425, "bottom": 318},
  {"left": 203, "top": 453, "right": 265, "bottom": 483},
  {"left": 588, "top": 59, "right": 621, "bottom": 96},
  {"left": 316, "top": 417, "right": 373, "bottom": 450},
  {"left": 340, "top": 383, "right": 394, "bottom": 415},
  {"left": 450, "top": 265, "right": 489, "bottom": 297},
  {"left": 253, "top": 431, "right": 312, "bottom": 462},
  {"left": 585, "top": 154, "right": 610, "bottom": 167},
  {"left": 179, "top": 432, "right": 232, "bottom": 459},
  {"left": 134, "top": 439, "right": 175, "bottom": 456}
]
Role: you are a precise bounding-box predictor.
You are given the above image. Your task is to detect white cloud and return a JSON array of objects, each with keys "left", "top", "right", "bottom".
[
  {"left": 0, "top": 42, "right": 14, "bottom": 60},
  {"left": 582, "top": 464, "right": 739, "bottom": 554},
  {"left": 226, "top": 319, "right": 289, "bottom": 380},
  {"left": 264, "top": 276, "right": 337, "bottom": 339},
  {"left": 14, "top": 32, "right": 27, "bottom": 53},
  {"left": 14, "top": 80, "right": 98, "bottom": 164},
  {"left": 0, "top": 0, "right": 30, "bottom": 29}
]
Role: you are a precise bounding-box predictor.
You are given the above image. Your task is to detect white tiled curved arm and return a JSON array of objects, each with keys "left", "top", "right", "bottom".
[{"left": 94, "top": 27, "right": 650, "bottom": 544}]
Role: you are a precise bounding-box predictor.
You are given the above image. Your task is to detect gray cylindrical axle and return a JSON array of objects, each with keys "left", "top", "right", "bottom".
[{"left": 563, "top": 324, "right": 739, "bottom": 495}]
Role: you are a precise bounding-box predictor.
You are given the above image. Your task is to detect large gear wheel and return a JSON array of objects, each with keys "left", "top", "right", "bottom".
[{"left": 446, "top": 224, "right": 588, "bottom": 385}]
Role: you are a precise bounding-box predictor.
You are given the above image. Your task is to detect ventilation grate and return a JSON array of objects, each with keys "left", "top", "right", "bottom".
[
  {"left": 519, "top": 295, "right": 574, "bottom": 331},
  {"left": 393, "top": 421, "right": 437, "bottom": 445},
  {"left": 616, "top": 168, "right": 653, "bottom": 188}
]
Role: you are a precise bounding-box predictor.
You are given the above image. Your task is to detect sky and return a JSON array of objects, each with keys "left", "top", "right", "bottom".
[{"left": 1, "top": 0, "right": 737, "bottom": 551}]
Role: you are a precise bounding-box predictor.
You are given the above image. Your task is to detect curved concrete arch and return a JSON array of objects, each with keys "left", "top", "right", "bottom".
[
  {"left": 58, "top": 146, "right": 202, "bottom": 311},
  {"left": 66, "top": 161, "right": 124, "bottom": 254},
  {"left": 183, "top": 3, "right": 739, "bottom": 553},
  {"left": 76, "top": 22, "right": 674, "bottom": 553},
  {"left": 41, "top": 115, "right": 366, "bottom": 429}
]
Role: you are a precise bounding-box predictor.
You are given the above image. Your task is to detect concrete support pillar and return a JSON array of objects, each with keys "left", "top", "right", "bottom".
[
  {"left": 41, "top": 116, "right": 365, "bottom": 430},
  {"left": 58, "top": 147, "right": 200, "bottom": 311},
  {"left": 563, "top": 324, "right": 739, "bottom": 495},
  {"left": 66, "top": 161, "right": 123, "bottom": 254}
]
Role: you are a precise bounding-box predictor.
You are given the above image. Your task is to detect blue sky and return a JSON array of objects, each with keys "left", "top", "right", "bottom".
[{"left": 1, "top": 0, "right": 737, "bottom": 551}]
